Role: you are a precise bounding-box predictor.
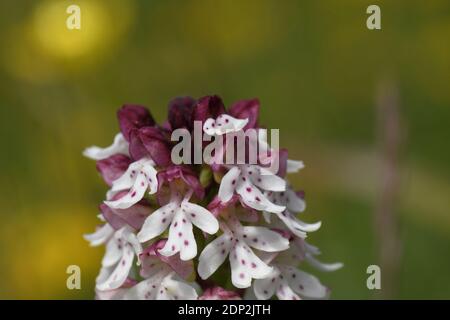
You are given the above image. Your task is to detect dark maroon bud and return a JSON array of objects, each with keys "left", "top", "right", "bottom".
[
  {"left": 228, "top": 98, "right": 260, "bottom": 130},
  {"left": 117, "top": 104, "right": 155, "bottom": 141},
  {"left": 168, "top": 96, "right": 196, "bottom": 130}
]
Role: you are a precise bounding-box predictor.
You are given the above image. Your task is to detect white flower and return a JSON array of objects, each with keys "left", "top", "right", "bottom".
[
  {"left": 253, "top": 265, "right": 327, "bottom": 300},
  {"left": 137, "top": 189, "right": 219, "bottom": 261},
  {"left": 124, "top": 271, "right": 198, "bottom": 300},
  {"left": 198, "top": 215, "right": 289, "bottom": 288},
  {"left": 262, "top": 187, "right": 321, "bottom": 238},
  {"left": 218, "top": 165, "right": 286, "bottom": 214},
  {"left": 203, "top": 114, "right": 248, "bottom": 136},
  {"left": 123, "top": 243, "right": 198, "bottom": 300},
  {"left": 252, "top": 238, "right": 342, "bottom": 300},
  {"left": 83, "top": 133, "right": 129, "bottom": 160},
  {"left": 85, "top": 225, "right": 142, "bottom": 291},
  {"left": 104, "top": 158, "right": 158, "bottom": 209}
]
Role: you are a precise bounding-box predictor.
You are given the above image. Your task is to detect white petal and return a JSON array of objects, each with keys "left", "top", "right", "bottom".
[
  {"left": 286, "top": 188, "right": 306, "bottom": 212},
  {"left": 109, "top": 159, "right": 146, "bottom": 193},
  {"left": 304, "top": 240, "right": 321, "bottom": 255},
  {"left": 83, "top": 133, "right": 129, "bottom": 160},
  {"left": 84, "top": 223, "right": 114, "bottom": 246},
  {"left": 97, "top": 246, "right": 135, "bottom": 291},
  {"left": 250, "top": 166, "right": 286, "bottom": 192},
  {"left": 198, "top": 233, "right": 232, "bottom": 280},
  {"left": 203, "top": 118, "right": 216, "bottom": 136},
  {"left": 242, "top": 226, "right": 289, "bottom": 252},
  {"left": 183, "top": 202, "right": 219, "bottom": 234},
  {"left": 236, "top": 180, "right": 285, "bottom": 213},
  {"left": 253, "top": 268, "right": 280, "bottom": 300},
  {"left": 276, "top": 280, "right": 301, "bottom": 300},
  {"left": 229, "top": 246, "right": 251, "bottom": 289},
  {"left": 305, "top": 253, "right": 344, "bottom": 272},
  {"left": 141, "top": 162, "right": 158, "bottom": 194},
  {"left": 160, "top": 273, "right": 198, "bottom": 300},
  {"left": 104, "top": 172, "right": 149, "bottom": 209},
  {"left": 230, "top": 243, "right": 272, "bottom": 289},
  {"left": 218, "top": 166, "right": 241, "bottom": 202},
  {"left": 95, "top": 265, "right": 114, "bottom": 285},
  {"left": 101, "top": 238, "right": 123, "bottom": 267},
  {"left": 275, "top": 211, "right": 321, "bottom": 237},
  {"left": 286, "top": 160, "right": 304, "bottom": 173},
  {"left": 137, "top": 203, "right": 177, "bottom": 242},
  {"left": 284, "top": 267, "right": 328, "bottom": 299},
  {"left": 124, "top": 270, "right": 168, "bottom": 300},
  {"left": 125, "top": 232, "right": 143, "bottom": 259},
  {"left": 215, "top": 114, "right": 248, "bottom": 135},
  {"left": 159, "top": 212, "right": 197, "bottom": 261}
]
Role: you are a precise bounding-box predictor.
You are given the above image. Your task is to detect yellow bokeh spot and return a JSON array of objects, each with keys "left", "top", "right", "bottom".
[
  {"left": 2, "top": 0, "right": 134, "bottom": 82},
  {"left": 31, "top": 0, "right": 111, "bottom": 60}
]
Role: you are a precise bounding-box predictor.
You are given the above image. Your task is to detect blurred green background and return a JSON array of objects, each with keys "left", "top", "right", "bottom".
[{"left": 0, "top": 0, "right": 449, "bottom": 299}]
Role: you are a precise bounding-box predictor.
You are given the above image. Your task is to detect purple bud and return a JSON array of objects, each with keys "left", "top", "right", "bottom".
[
  {"left": 96, "top": 154, "right": 132, "bottom": 186},
  {"left": 129, "top": 127, "right": 172, "bottom": 166},
  {"left": 228, "top": 98, "right": 260, "bottom": 130},
  {"left": 117, "top": 104, "right": 155, "bottom": 141},
  {"left": 168, "top": 96, "right": 196, "bottom": 130},
  {"left": 193, "top": 95, "right": 226, "bottom": 122},
  {"left": 157, "top": 165, "right": 204, "bottom": 199}
]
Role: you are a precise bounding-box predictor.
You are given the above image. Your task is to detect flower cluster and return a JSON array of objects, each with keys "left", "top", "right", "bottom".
[{"left": 83, "top": 95, "right": 342, "bottom": 300}]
